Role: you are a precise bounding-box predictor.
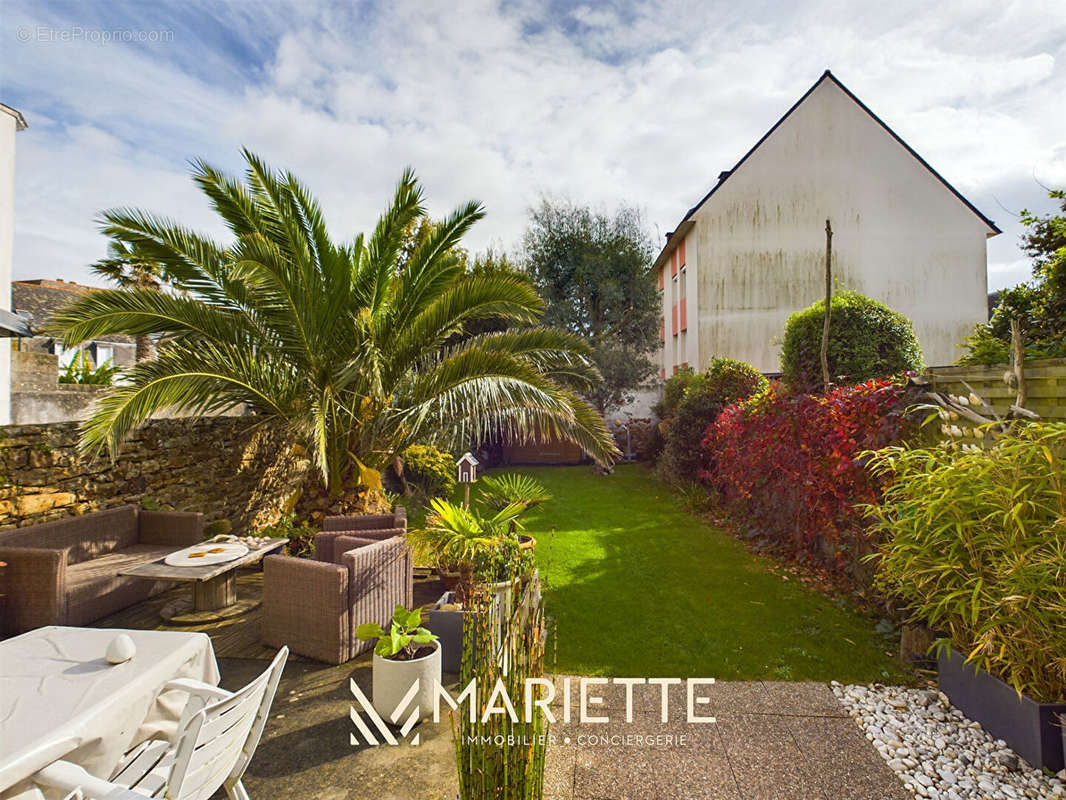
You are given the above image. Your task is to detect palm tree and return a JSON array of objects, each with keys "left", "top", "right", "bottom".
[
  {"left": 90, "top": 241, "right": 166, "bottom": 361},
  {"left": 51, "top": 150, "right": 618, "bottom": 497}
]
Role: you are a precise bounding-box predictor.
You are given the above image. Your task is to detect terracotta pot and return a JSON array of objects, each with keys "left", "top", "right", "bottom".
[{"left": 518, "top": 535, "right": 536, "bottom": 551}]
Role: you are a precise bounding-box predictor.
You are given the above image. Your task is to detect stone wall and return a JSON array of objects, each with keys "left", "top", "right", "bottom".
[{"left": 0, "top": 416, "right": 310, "bottom": 532}]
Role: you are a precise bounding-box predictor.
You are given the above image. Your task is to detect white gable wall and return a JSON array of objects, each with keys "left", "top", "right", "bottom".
[{"left": 691, "top": 78, "right": 991, "bottom": 373}]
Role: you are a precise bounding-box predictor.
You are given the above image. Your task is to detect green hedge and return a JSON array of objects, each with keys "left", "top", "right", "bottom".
[
  {"left": 658, "top": 358, "right": 767, "bottom": 482},
  {"left": 780, "top": 291, "right": 922, "bottom": 391}
]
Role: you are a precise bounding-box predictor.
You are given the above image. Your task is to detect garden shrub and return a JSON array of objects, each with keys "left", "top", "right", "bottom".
[
  {"left": 703, "top": 377, "right": 915, "bottom": 577},
  {"left": 402, "top": 444, "right": 456, "bottom": 498},
  {"left": 865, "top": 423, "right": 1066, "bottom": 702},
  {"left": 659, "top": 358, "right": 767, "bottom": 481},
  {"left": 652, "top": 366, "right": 696, "bottom": 419},
  {"left": 780, "top": 291, "right": 923, "bottom": 391}
]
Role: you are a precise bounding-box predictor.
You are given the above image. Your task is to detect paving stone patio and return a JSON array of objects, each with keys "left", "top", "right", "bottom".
[
  {"left": 219, "top": 659, "right": 909, "bottom": 800},
  {"left": 97, "top": 569, "right": 909, "bottom": 799}
]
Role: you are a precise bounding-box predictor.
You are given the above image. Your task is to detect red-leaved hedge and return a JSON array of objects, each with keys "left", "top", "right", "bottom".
[{"left": 702, "top": 377, "right": 916, "bottom": 574}]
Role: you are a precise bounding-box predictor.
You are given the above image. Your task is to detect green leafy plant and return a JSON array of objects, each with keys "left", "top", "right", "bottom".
[
  {"left": 401, "top": 444, "right": 456, "bottom": 498},
  {"left": 658, "top": 357, "right": 767, "bottom": 481},
  {"left": 408, "top": 498, "right": 526, "bottom": 598},
  {"left": 864, "top": 422, "right": 1066, "bottom": 702},
  {"left": 355, "top": 604, "right": 438, "bottom": 661},
  {"left": 780, "top": 291, "right": 923, "bottom": 391},
  {"left": 259, "top": 513, "right": 317, "bottom": 558},
  {"left": 58, "top": 350, "right": 119, "bottom": 385},
  {"left": 50, "top": 150, "right": 619, "bottom": 499},
  {"left": 477, "top": 473, "right": 551, "bottom": 513}
]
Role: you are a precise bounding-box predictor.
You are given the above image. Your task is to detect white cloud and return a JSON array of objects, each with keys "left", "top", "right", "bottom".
[{"left": 1, "top": 0, "right": 1063, "bottom": 293}]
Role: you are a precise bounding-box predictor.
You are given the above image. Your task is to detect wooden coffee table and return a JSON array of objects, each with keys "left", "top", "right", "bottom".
[{"left": 120, "top": 538, "right": 286, "bottom": 624}]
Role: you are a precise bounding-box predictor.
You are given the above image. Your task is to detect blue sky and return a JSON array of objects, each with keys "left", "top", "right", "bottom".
[{"left": 2, "top": 0, "right": 1064, "bottom": 291}]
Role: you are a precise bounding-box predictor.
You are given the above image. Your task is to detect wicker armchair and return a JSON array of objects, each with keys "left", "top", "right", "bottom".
[
  {"left": 313, "top": 508, "right": 407, "bottom": 563},
  {"left": 262, "top": 534, "right": 413, "bottom": 664}
]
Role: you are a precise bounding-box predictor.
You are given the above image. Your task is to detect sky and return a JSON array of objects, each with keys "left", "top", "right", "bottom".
[{"left": 2, "top": 0, "right": 1064, "bottom": 292}]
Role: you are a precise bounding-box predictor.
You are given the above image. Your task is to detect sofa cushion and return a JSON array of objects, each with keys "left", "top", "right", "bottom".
[
  {"left": 65, "top": 544, "right": 176, "bottom": 625},
  {"left": 0, "top": 506, "right": 140, "bottom": 564}
]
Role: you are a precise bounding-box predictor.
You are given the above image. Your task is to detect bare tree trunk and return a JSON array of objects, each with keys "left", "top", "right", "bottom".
[
  {"left": 1010, "top": 316, "right": 1027, "bottom": 408},
  {"left": 134, "top": 334, "right": 153, "bottom": 362},
  {"left": 820, "top": 219, "right": 833, "bottom": 393}
]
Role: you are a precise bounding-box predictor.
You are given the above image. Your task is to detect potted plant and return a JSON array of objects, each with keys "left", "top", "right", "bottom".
[
  {"left": 355, "top": 605, "right": 441, "bottom": 721},
  {"left": 865, "top": 424, "right": 1066, "bottom": 770},
  {"left": 477, "top": 473, "right": 552, "bottom": 550},
  {"left": 411, "top": 498, "right": 531, "bottom": 671}
]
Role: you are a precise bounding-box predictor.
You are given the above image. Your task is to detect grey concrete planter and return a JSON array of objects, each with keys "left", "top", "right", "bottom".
[
  {"left": 938, "top": 646, "right": 1066, "bottom": 771},
  {"left": 427, "top": 592, "right": 472, "bottom": 674}
]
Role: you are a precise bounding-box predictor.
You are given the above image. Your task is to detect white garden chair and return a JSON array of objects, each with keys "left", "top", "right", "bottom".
[{"left": 36, "top": 647, "right": 288, "bottom": 800}]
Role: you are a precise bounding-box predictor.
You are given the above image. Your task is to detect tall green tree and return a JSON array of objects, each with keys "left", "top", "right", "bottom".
[
  {"left": 52, "top": 150, "right": 618, "bottom": 494},
  {"left": 959, "top": 188, "right": 1066, "bottom": 365},
  {"left": 522, "top": 199, "right": 659, "bottom": 413},
  {"left": 90, "top": 241, "right": 167, "bottom": 361}
]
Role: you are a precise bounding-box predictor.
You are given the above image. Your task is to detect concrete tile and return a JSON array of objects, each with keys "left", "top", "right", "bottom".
[
  {"left": 544, "top": 745, "right": 576, "bottom": 800},
  {"left": 758, "top": 681, "right": 847, "bottom": 717},
  {"left": 571, "top": 718, "right": 739, "bottom": 800},
  {"left": 716, "top": 714, "right": 827, "bottom": 800},
  {"left": 789, "top": 716, "right": 910, "bottom": 800}
]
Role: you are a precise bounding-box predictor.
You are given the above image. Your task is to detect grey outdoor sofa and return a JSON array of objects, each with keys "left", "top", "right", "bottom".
[{"left": 0, "top": 505, "right": 205, "bottom": 633}]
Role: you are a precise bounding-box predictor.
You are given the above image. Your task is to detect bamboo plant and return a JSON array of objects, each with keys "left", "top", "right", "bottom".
[{"left": 863, "top": 421, "right": 1066, "bottom": 702}]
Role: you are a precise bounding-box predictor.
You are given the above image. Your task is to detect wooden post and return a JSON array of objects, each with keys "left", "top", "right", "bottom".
[
  {"left": 820, "top": 219, "right": 833, "bottom": 393},
  {"left": 1010, "top": 316, "right": 1027, "bottom": 409},
  {"left": 464, "top": 483, "right": 470, "bottom": 509}
]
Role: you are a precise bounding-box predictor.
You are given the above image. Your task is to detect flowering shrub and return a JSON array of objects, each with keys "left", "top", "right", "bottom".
[{"left": 702, "top": 378, "right": 916, "bottom": 574}]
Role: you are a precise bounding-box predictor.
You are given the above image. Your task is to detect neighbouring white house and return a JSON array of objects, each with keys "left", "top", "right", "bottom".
[{"left": 654, "top": 70, "right": 999, "bottom": 379}]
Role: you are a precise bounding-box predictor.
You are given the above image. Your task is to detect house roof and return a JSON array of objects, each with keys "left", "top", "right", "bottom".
[
  {"left": 0, "top": 104, "right": 28, "bottom": 131},
  {"left": 13, "top": 279, "right": 134, "bottom": 345},
  {"left": 653, "top": 70, "right": 1000, "bottom": 271}
]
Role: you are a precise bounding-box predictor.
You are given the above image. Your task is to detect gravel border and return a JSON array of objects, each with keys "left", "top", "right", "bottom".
[{"left": 832, "top": 683, "right": 1065, "bottom": 800}]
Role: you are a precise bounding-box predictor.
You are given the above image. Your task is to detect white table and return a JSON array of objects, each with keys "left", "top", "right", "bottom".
[{"left": 0, "top": 627, "right": 220, "bottom": 800}]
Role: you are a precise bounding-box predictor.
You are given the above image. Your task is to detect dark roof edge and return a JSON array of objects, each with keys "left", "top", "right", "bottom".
[{"left": 668, "top": 69, "right": 1000, "bottom": 242}]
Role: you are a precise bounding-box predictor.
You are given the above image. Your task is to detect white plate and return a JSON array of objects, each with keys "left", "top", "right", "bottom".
[{"left": 164, "top": 543, "right": 249, "bottom": 567}]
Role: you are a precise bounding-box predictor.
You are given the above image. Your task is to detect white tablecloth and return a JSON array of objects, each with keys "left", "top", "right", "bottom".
[{"left": 0, "top": 626, "right": 220, "bottom": 799}]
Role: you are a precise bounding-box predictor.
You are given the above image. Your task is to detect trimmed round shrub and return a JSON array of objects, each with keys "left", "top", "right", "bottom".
[
  {"left": 780, "top": 291, "right": 922, "bottom": 391},
  {"left": 659, "top": 358, "right": 768, "bottom": 481},
  {"left": 402, "top": 444, "right": 456, "bottom": 498}
]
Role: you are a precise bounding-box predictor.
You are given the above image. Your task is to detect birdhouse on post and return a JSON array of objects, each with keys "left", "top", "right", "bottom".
[{"left": 456, "top": 452, "right": 479, "bottom": 508}]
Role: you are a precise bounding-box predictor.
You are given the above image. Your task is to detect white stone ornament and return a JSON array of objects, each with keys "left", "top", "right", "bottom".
[{"left": 106, "top": 633, "right": 136, "bottom": 664}]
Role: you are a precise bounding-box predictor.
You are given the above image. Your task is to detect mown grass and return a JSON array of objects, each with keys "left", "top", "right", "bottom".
[{"left": 511, "top": 463, "right": 910, "bottom": 682}]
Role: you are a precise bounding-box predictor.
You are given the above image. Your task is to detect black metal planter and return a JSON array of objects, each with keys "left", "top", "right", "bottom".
[{"left": 938, "top": 647, "right": 1066, "bottom": 771}]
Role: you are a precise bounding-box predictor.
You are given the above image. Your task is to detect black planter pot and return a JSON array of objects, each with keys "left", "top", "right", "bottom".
[{"left": 938, "top": 647, "right": 1066, "bottom": 771}]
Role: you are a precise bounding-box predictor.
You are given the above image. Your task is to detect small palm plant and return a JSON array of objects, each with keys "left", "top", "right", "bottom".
[
  {"left": 408, "top": 498, "right": 525, "bottom": 601},
  {"left": 477, "top": 473, "right": 552, "bottom": 513}
]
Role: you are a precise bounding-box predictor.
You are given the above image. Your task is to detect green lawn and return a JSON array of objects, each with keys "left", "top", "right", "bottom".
[{"left": 510, "top": 464, "right": 910, "bottom": 682}]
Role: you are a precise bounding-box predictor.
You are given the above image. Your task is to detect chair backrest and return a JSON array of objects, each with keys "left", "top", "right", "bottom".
[
  {"left": 167, "top": 647, "right": 288, "bottom": 800},
  {"left": 322, "top": 507, "right": 406, "bottom": 532}
]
